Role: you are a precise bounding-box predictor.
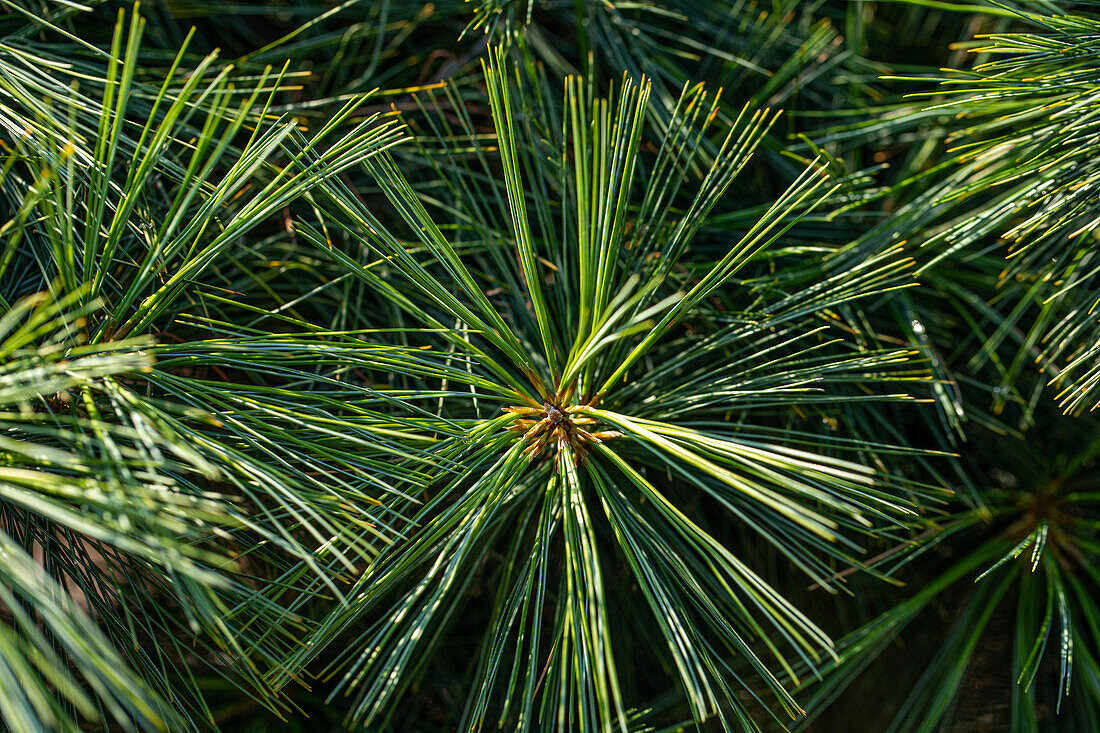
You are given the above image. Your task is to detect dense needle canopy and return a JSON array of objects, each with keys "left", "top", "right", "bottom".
[{"left": 3, "top": 2, "right": 1100, "bottom": 732}]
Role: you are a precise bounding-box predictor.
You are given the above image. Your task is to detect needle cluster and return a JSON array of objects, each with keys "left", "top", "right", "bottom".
[{"left": 504, "top": 385, "right": 620, "bottom": 463}]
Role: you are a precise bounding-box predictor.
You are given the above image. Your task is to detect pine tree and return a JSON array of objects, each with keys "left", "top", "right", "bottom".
[{"left": 0, "top": 1, "right": 1097, "bottom": 731}]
